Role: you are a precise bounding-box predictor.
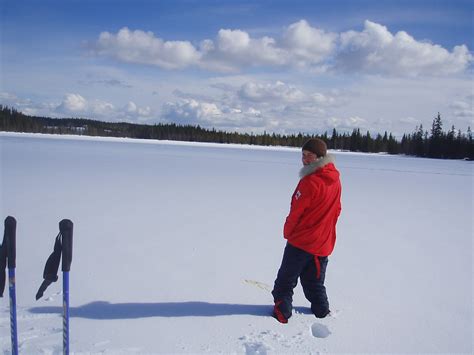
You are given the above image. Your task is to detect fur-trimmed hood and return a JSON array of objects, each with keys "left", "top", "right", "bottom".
[{"left": 299, "top": 154, "right": 336, "bottom": 179}]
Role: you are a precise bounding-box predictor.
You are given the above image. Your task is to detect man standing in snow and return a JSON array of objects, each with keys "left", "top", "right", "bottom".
[{"left": 272, "top": 138, "right": 342, "bottom": 323}]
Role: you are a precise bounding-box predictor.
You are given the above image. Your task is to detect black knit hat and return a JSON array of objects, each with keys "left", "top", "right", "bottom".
[{"left": 302, "top": 138, "right": 327, "bottom": 157}]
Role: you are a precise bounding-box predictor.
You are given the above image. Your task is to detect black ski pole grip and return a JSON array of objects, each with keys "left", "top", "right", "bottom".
[
  {"left": 60, "top": 219, "right": 73, "bottom": 272},
  {"left": 5, "top": 216, "right": 16, "bottom": 269}
]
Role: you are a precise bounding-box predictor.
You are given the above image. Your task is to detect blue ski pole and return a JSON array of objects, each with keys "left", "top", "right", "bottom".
[
  {"left": 5, "top": 216, "right": 18, "bottom": 355},
  {"left": 60, "top": 219, "right": 73, "bottom": 355},
  {"left": 63, "top": 271, "right": 69, "bottom": 355}
]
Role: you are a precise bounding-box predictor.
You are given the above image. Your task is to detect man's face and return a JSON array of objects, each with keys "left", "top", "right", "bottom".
[{"left": 302, "top": 150, "right": 318, "bottom": 166}]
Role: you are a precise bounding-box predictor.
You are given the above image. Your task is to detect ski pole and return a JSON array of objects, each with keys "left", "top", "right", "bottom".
[
  {"left": 60, "top": 219, "right": 73, "bottom": 355},
  {"left": 5, "top": 216, "right": 18, "bottom": 355}
]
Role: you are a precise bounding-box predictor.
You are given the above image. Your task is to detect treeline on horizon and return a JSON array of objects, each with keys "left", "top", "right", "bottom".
[{"left": 0, "top": 105, "right": 472, "bottom": 160}]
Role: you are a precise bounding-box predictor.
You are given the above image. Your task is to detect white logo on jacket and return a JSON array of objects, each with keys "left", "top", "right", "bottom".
[{"left": 295, "top": 190, "right": 302, "bottom": 200}]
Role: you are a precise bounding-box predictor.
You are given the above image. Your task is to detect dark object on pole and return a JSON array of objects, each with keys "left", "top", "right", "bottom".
[
  {"left": 35, "top": 219, "right": 73, "bottom": 301},
  {"left": 35, "top": 233, "right": 61, "bottom": 300},
  {"left": 1, "top": 216, "right": 18, "bottom": 355}
]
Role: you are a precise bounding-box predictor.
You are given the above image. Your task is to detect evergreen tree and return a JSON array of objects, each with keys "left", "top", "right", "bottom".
[
  {"left": 331, "top": 128, "right": 337, "bottom": 149},
  {"left": 414, "top": 125, "right": 425, "bottom": 156},
  {"left": 387, "top": 133, "right": 398, "bottom": 154},
  {"left": 429, "top": 112, "right": 444, "bottom": 158},
  {"left": 431, "top": 112, "right": 443, "bottom": 138}
]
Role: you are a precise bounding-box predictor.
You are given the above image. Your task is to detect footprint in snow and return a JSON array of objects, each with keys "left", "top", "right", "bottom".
[
  {"left": 243, "top": 341, "right": 270, "bottom": 355},
  {"left": 311, "top": 323, "right": 331, "bottom": 338}
]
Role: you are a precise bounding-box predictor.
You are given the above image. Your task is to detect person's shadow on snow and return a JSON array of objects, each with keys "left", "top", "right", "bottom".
[{"left": 29, "top": 301, "right": 311, "bottom": 319}]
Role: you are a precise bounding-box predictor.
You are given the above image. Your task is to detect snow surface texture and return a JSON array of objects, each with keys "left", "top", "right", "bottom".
[{"left": 0, "top": 132, "right": 472, "bottom": 354}]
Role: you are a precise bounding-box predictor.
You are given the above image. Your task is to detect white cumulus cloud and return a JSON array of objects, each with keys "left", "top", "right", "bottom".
[
  {"left": 200, "top": 29, "right": 287, "bottom": 71},
  {"left": 54, "top": 94, "right": 152, "bottom": 121},
  {"left": 336, "top": 20, "right": 472, "bottom": 76},
  {"left": 281, "top": 19, "right": 337, "bottom": 66},
  {"left": 56, "top": 94, "right": 116, "bottom": 118},
  {"left": 162, "top": 99, "right": 222, "bottom": 124},
  {"left": 93, "top": 27, "right": 201, "bottom": 69},
  {"left": 162, "top": 97, "right": 270, "bottom": 129},
  {"left": 57, "top": 93, "right": 88, "bottom": 112},
  {"left": 124, "top": 101, "right": 152, "bottom": 118},
  {"left": 126, "top": 101, "right": 138, "bottom": 113}
]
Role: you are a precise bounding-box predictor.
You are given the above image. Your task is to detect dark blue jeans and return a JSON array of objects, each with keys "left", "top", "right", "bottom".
[{"left": 272, "top": 243, "right": 329, "bottom": 318}]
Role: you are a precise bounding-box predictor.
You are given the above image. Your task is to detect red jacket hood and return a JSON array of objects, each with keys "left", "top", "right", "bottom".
[{"left": 299, "top": 154, "right": 338, "bottom": 181}]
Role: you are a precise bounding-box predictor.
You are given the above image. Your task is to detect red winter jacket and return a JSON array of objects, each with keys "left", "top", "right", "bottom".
[{"left": 284, "top": 154, "right": 342, "bottom": 257}]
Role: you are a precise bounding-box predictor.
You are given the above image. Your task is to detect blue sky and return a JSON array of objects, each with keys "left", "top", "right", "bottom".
[{"left": 1, "top": 0, "right": 472, "bottom": 136}]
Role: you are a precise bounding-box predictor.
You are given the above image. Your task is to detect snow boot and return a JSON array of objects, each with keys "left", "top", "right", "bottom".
[
  {"left": 273, "top": 300, "right": 292, "bottom": 323},
  {"left": 311, "top": 303, "right": 330, "bottom": 319}
]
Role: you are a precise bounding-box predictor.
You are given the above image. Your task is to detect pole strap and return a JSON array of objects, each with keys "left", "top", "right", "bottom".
[
  {"left": 0, "top": 232, "right": 6, "bottom": 297},
  {"left": 36, "top": 233, "right": 62, "bottom": 300}
]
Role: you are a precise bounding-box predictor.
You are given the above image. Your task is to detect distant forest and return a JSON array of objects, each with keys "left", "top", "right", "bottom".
[{"left": 1, "top": 105, "right": 472, "bottom": 160}]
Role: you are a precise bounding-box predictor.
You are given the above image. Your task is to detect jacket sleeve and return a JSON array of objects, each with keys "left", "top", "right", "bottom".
[
  {"left": 283, "top": 179, "right": 313, "bottom": 238},
  {"left": 336, "top": 182, "right": 342, "bottom": 218}
]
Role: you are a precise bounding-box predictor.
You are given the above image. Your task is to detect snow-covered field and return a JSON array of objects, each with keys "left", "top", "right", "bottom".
[{"left": 0, "top": 132, "right": 472, "bottom": 354}]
